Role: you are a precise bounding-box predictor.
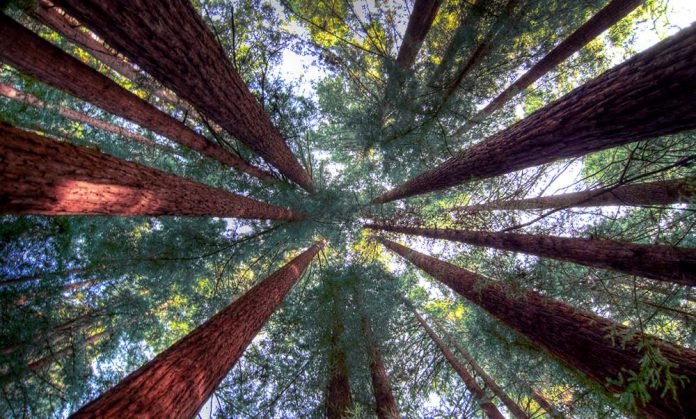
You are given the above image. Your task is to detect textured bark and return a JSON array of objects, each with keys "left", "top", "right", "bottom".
[
  {"left": 460, "top": 0, "right": 642, "bottom": 133},
  {"left": 72, "top": 243, "right": 322, "bottom": 418},
  {"left": 379, "top": 238, "right": 696, "bottom": 418},
  {"left": 0, "top": 82, "right": 163, "bottom": 150},
  {"left": 0, "top": 15, "right": 273, "bottom": 181},
  {"left": 53, "top": 0, "right": 314, "bottom": 191},
  {"left": 430, "top": 317, "right": 529, "bottom": 419},
  {"left": 326, "top": 307, "right": 353, "bottom": 419},
  {"left": 396, "top": 0, "right": 443, "bottom": 69},
  {"left": 367, "top": 224, "right": 696, "bottom": 285},
  {"left": 355, "top": 287, "right": 399, "bottom": 418},
  {"left": 408, "top": 308, "right": 504, "bottom": 419},
  {"left": 0, "top": 124, "right": 303, "bottom": 219},
  {"left": 30, "top": 0, "right": 176, "bottom": 106},
  {"left": 374, "top": 24, "right": 696, "bottom": 203},
  {"left": 452, "top": 177, "right": 696, "bottom": 212}
]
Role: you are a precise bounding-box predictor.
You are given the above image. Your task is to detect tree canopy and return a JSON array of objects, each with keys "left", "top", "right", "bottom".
[{"left": 1, "top": 0, "right": 695, "bottom": 417}]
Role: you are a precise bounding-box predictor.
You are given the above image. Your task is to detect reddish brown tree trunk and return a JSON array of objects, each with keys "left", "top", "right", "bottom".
[
  {"left": 0, "top": 82, "right": 163, "bottom": 150},
  {"left": 326, "top": 307, "right": 353, "bottom": 419},
  {"left": 367, "top": 224, "right": 696, "bottom": 285},
  {"left": 0, "top": 123, "right": 303, "bottom": 219},
  {"left": 72, "top": 242, "right": 322, "bottom": 418},
  {"left": 408, "top": 306, "right": 504, "bottom": 419},
  {"left": 30, "top": 0, "right": 177, "bottom": 106},
  {"left": 374, "top": 24, "right": 696, "bottom": 203},
  {"left": 53, "top": 0, "right": 314, "bottom": 191},
  {"left": 355, "top": 286, "right": 399, "bottom": 418},
  {"left": 0, "top": 15, "right": 273, "bottom": 181},
  {"left": 460, "top": 0, "right": 642, "bottom": 133},
  {"left": 452, "top": 177, "right": 696, "bottom": 212},
  {"left": 430, "top": 317, "right": 529, "bottom": 419},
  {"left": 396, "top": 0, "right": 443, "bottom": 69},
  {"left": 378, "top": 238, "right": 696, "bottom": 418}
]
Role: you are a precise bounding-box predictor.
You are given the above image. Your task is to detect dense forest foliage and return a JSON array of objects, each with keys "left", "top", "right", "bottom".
[{"left": 0, "top": 0, "right": 695, "bottom": 417}]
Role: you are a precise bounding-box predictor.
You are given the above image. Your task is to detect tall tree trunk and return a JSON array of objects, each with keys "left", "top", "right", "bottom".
[
  {"left": 434, "top": 0, "right": 518, "bottom": 114},
  {"left": 378, "top": 238, "right": 696, "bottom": 418},
  {"left": 374, "top": 24, "right": 696, "bottom": 203},
  {"left": 355, "top": 285, "right": 399, "bottom": 418},
  {"left": 430, "top": 317, "right": 529, "bottom": 419},
  {"left": 72, "top": 242, "right": 322, "bottom": 418},
  {"left": 366, "top": 224, "right": 696, "bottom": 285},
  {"left": 0, "top": 14, "right": 273, "bottom": 182},
  {"left": 396, "top": 0, "right": 443, "bottom": 69},
  {"left": 0, "top": 82, "right": 164, "bottom": 150},
  {"left": 450, "top": 177, "right": 696, "bottom": 212},
  {"left": 459, "top": 0, "right": 642, "bottom": 133},
  {"left": 53, "top": 0, "right": 314, "bottom": 191},
  {"left": 30, "top": 0, "right": 178, "bottom": 108},
  {"left": 528, "top": 387, "right": 563, "bottom": 419},
  {"left": 0, "top": 123, "right": 303, "bottom": 219},
  {"left": 428, "top": 0, "right": 492, "bottom": 87},
  {"left": 406, "top": 305, "right": 504, "bottom": 419},
  {"left": 326, "top": 301, "right": 353, "bottom": 419}
]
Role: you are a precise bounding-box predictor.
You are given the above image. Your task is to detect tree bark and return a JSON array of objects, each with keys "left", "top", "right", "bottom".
[
  {"left": 378, "top": 238, "right": 696, "bottom": 418},
  {"left": 451, "top": 177, "right": 696, "bottom": 212},
  {"left": 374, "top": 24, "right": 696, "bottom": 203},
  {"left": 0, "top": 14, "right": 274, "bottom": 181},
  {"left": 396, "top": 0, "right": 443, "bottom": 69},
  {"left": 326, "top": 304, "right": 353, "bottom": 419},
  {"left": 71, "top": 242, "right": 322, "bottom": 418},
  {"left": 366, "top": 224, "right": 696, "bottom": 286},
  {"left": 355, "top": 286, "right": 399, "bottom": 418},
  {"left": 459, "top": 0, "right": 642, "bottom": 133},
  {"left": 0, "top": 123, "right": 303, "bottom": 219},
  {"left": 0, "top": 82, "right": 164, "bottom": 150},
  {"left": 430, "top": 317, "right": 529, "bottom": 419},
  {"left": 407, "top": 306, "right": 504, "bottom": 419},
  {"left": 30, "top": 0, "right": 178, "bottom": 107},
  {"left": 52, "top": 0, "right": 314, "bottom": 191}
]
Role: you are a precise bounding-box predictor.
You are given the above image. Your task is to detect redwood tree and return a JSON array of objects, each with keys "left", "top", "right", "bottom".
[
  {"left": 367, "top": 224, "right": 696, "bottom": 286},
  {"left": 71, "top": 242, "right": 322, "bottom": 418},
  {"left": 0, "top": 82, "right": 162, "bottom": 150},
  {"left": 451, "top": 177, "right": 696, "bottom": 212},
  {"left": 355, "top": 285, "right": 399, "bottom": 418},
  {"left": 52, "top": 0, "right": 314, "bottom": 191},
  {"left": 326, "top": 304, "right": 353, "bottom": 419},
  {"left": 459, "top": 0, "right": 642, "bottom": 133},
  {"left": 0, "top": 14, "right": 273, "bottom": 181},
  {"left": 0, "top": 123, "right": 303, "bottom": 219},
  {"left": 396, "top": 0, "right": 443, "bottom": 69},
  {"left": 378, "top": 238, "right": 696, "bottom": 417},
  {"left": 406, "top": 304, "right": 504, "bottom": 419},
  {"left": 30, "top": 1, "right": 178, "bottom": 108},
  {"left": 430, "top": 317, "right": 529, "bottom": 419},
  {"left": 374, "top": 24, "right": 696, "bottom": 203}
]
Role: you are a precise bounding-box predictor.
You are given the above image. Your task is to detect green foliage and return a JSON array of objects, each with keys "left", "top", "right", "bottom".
[{"left": 1, "top": 0, "right": 694, "bottom": 417}]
